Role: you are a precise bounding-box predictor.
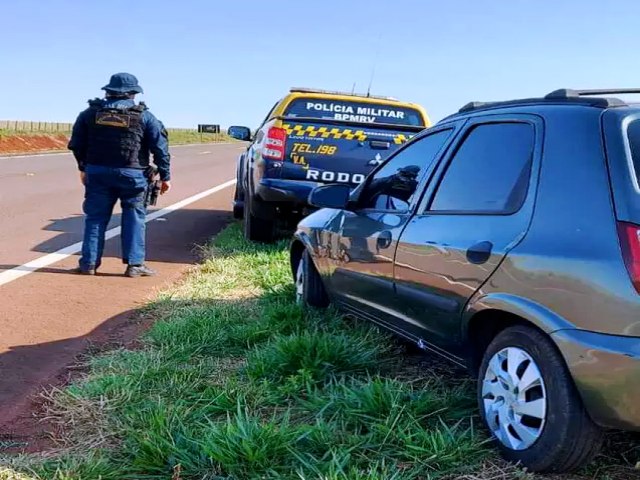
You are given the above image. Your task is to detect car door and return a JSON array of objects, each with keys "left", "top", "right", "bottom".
[
  {"left": 391, "top": 115, "right": 542, "bottom": 353},
  {"left": 325, "top": 126, "right": 460, "bottom": 324}
]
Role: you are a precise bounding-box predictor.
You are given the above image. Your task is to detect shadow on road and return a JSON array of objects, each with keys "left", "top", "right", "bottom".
[
  {"left": 16, "top": 207, "right": 233, "bottom": 266},
  {"left": 0, "top": 207, "right": 235, "bottom": 448},
  {"left": 34, "top": 213, "right": 115, "bottom": 253},
  {"left": 0, "top": 305, "right": 150, "bottom": 452}
]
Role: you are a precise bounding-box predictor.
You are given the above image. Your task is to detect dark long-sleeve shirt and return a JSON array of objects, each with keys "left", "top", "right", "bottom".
[{"left": 68, "top": 98, "right": 171, "bottom": 181}]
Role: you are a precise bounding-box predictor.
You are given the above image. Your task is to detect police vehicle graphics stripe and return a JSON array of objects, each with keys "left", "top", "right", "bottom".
[{"left": 283, "top": 124, "right": 412, "bottom": 144}]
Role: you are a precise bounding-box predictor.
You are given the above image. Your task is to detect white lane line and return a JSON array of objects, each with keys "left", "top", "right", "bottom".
[
  {"left": 0, "top": 179, "right": 236, "bottom": 287},
  {"left": 198, "top": 151, "right": 212, "bottom": 155}
]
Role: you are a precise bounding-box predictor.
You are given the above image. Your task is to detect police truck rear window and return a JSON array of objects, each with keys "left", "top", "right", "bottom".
[{"left": 284, "top": 99, "right": 425, "bottom": 127}]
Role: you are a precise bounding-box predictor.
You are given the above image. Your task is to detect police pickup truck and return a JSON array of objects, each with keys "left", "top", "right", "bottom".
[{"left": 228, "top": 88, "right": 430, "bottom": 242}]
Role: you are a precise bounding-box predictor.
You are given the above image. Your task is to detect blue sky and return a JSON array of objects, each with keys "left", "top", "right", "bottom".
[{"left": 1, "top": 0, "right": 639, "bottom": 128}]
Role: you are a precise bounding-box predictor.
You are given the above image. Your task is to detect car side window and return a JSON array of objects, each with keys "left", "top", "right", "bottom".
[
  {"left": 359, "top": 129, "right": 452, "bottom": 211},
  {"left": 429, "top": 122, "right": 534, "bottom": 214}
]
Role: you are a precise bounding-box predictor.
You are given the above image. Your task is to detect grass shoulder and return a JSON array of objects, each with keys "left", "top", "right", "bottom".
[{"left": 1, "top": 224, "right": 637, "bottom": 480}]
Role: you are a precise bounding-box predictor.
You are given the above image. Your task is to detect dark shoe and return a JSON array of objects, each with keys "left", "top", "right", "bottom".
[
  {"left": 73, "top": 266, "right": 96, "bottom": 276},
  {"left": 125, "top": 264, "right": 156, "bottom": 278}
]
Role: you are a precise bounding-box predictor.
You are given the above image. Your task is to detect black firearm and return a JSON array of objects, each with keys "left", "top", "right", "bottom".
[{"left": 144, "top": 165, "right": 161, "bottom": 207}]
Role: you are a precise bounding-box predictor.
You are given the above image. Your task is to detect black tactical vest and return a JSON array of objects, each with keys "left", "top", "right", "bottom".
[{"left": 85, "top": 99, "right": 147, "bottom": 169}]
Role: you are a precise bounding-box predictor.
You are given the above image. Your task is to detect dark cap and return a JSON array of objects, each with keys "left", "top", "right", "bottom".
[{"left": 102, "top": 72, "right": 144, "bottom": 94}]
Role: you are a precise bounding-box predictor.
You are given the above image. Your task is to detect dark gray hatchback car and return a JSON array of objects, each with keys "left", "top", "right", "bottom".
[{"left": 290, "top": 89, "right": 640, "bottom": 473}]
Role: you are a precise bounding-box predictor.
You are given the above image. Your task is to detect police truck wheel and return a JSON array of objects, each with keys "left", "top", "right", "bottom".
[
  {"left": 295, "top": 250, "right": 329, "bottom": 308},
  {"left": 233, "top": 186, "right": 244, "bottom": 219},
  {"left": 243, "top": 197, "right": 275, "bottom": 243},
  {"left": 233, "top": 203, "right": 244, "bottom": 220},
  {"left": 478, "top": 325, "right": 603, "bottom": 473}
]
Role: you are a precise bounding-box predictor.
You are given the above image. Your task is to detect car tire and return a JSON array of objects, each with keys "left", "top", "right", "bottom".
[
  {"left": 478, "top": 325, "right": 603, "bottom": 473},
  {"left": 243, "top": 196, "right": 275, "bottom": 243},
  {"left": 295, "top": 250, "right": 329, "bottom": 308}
]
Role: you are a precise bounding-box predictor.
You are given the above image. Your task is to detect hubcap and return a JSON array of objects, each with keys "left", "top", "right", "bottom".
[
  {"left": 295, "top": 259, "right": 305, "bottom": 304},
  {"left": 482, "top": 347, "right": 547, "bottom": 451}
]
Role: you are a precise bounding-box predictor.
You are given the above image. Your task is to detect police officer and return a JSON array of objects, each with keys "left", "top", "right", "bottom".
[{"left": 68, "top": 72, "right": 171, "bottom": 277}]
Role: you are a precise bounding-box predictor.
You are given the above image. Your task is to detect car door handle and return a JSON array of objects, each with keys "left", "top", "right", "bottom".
[
  {"left": 370, "top": 140, "right": 391, "bottom": 150},
  {"left": 466, "top": 241, "right": 493, "bottom": 264},
  {"left": 376, "top": 231, "right": 393, "bottom": 249}
]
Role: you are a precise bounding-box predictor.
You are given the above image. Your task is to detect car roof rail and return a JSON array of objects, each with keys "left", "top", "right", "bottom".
[
  {"left": 456, "top": 88, "right": 637, "bottom": 115},
  {"left": 545, "top": 88, "right": 640, "bottom": 99},
  {"left": 289, "top": 87, "right": 399, "bottom": 101}
]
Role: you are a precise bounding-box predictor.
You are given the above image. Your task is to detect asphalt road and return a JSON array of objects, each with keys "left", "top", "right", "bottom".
[{"left": 0, "top": 143, "right": 242, "bottom": 434}]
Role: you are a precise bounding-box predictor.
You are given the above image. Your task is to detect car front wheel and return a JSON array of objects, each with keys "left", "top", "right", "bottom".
[
  {"left": 295, "top": 250, "right": 329, "bottom": 308},
  {"left": 478, "top": 325, "right": 603, "bottom": 473}
]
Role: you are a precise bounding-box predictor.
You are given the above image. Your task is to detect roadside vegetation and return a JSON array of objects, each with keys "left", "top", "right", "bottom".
[
  {"left": 0, "top": 129, "right": 232, "bottom": 156},
  {"left": 0, "top": 128, "right": 231, "bottom": 144},
  {"left": 0, "top": 129, "right": 69, "bottom": 138},
  {"left": 1, "top": 224, "right": 638, "bottom": 479},
  {"left": 165, "top": 130, "right": 232, "bottom": 145}
]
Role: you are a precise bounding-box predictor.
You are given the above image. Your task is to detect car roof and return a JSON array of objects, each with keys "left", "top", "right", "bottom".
[{"left": 439, "top": 88, "right": 640, "bottom": 123}]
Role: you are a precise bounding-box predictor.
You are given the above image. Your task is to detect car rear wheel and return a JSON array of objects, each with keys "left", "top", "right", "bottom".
[
  {"left": 295, "top": 250, "right": 329, "bottom": 308},
  {"left": 478, "top": 325, "right": 603, "bottom": 473},
  {"left": 243, "top": 197, "right": 275, "bottom": 243}
]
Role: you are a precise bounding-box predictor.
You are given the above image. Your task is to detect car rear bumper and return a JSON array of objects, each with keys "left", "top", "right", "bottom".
[
  {"left": 256, "top": 178, "right": 322, "bottom": 205},
  {"left": 552, "top": 329, "right": 640, "bottom": 431}
]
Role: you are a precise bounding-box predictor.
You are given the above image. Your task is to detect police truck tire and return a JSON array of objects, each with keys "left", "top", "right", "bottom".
[
  {"left": 233, "top": 203, "right": 244, "bottom": 220},
  {"left": 233, "top": 187, "right": 244, "bottom": 219},
  {"left": 244, "top": 197, "right": 275, "bottom": 243}
]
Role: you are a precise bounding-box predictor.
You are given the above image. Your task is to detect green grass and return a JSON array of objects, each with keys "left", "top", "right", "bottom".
[
  {"left": 1, "top": 224, "right": 638, "bottom": 480},
  {"left": 0, "top": 128, "right": 233, "bottom": 145},
  {"left": 165, "top": 130, "right": 233, "bottom": 145},
  {"left": 0, "top": 128, "right": 70, "bottom": 137}
]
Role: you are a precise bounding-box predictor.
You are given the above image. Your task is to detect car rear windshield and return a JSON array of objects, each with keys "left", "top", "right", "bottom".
[
  {"left": 627, "top": 120, "right": 640, "bottom": 183},
  {"left": 284, "top": 98, "right": 425, "bottom": 126}
]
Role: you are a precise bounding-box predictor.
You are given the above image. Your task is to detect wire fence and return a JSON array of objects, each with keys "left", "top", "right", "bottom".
[
  {"left": 0, "top": 121, "right": 73, "bottom": 133},
  {"left": 0, "top": 122, "right": 231, "bottom": 144}
]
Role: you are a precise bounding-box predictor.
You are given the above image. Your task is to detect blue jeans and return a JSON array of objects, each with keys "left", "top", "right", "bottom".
[{"left": 80, "top": 165, "right": 148, "bottom": 269}]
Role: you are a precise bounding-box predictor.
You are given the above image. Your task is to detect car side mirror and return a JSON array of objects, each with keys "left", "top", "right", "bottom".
[
  {"left": 228, "top": 126, "right": 252, "bottom": 142},
  {"left": 308, "top": 184, "right": 352, "bottom": 210}
]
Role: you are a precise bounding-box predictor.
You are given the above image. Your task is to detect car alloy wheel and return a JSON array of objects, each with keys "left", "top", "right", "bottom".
[
  {"left": 295, "top": 258, "right": 305, "bottom": 305},
  {"left": 481, "top": 346, "right": 547, "bottom": 451}
]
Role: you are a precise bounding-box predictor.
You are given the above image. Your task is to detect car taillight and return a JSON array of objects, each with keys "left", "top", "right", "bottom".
[
  {"left": 617, "top": 221, "right": 640, "bottom": 294},
  {"left": 263, "top": 127, "right": 287, "bottom": 160}
]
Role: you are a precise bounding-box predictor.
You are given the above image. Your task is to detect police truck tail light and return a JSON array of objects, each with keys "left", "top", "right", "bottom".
[
  {"left": 263, "top": 127, "right": 287, "bottom": 160},
  {"left": 617, "top": 221, "right": 640, "bottom": 294}
]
